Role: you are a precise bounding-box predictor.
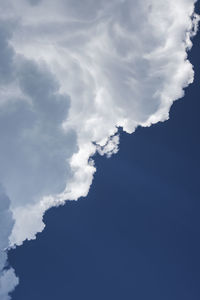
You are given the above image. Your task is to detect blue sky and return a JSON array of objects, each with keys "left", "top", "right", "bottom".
[{"left": 8, "top": 7, "right": 200, "bottom": 299}]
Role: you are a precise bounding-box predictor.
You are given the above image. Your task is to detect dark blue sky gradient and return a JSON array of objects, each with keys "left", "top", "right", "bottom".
[{"left": 9, "top": 5, "right": 200, "bottom": 300}]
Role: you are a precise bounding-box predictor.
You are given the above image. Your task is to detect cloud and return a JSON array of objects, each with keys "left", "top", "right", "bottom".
[
  {"left": 0, "top": 0, "right": 199, "bottom": 298},
  {"left": 0, "top": 186, "right": 19, "bottom": 300},
  {"left": 0, "top": 21, "right": 15, "bottom": 85},
  {"left": 26, "top": 0, "right": 42, "bottom": 6}
]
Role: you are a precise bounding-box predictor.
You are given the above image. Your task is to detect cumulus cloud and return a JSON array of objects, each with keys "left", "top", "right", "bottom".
[{"left": 0, "top": 0, "right": 199, "bottom": 298}]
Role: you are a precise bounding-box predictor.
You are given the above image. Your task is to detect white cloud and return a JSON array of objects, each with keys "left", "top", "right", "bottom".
[
  {"left": 97, "top": 135, "right": 120, "bottom": 158},
  {"left": 0, "top": 186, "right": 19, "bottom": 299},
  {"left": 0, "top": 269, "right": 19, "bottom": 300},
  {"left": 0, "top": 0, "right": 199, "bottom": 298}
]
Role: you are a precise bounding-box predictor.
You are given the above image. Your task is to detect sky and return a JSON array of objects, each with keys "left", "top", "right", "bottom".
[
  {"left": 8, "top": 17, "right": 200, "bottom": 299},
  {"left": 0, "top": 0, "right": 200, "bottom": 299}
]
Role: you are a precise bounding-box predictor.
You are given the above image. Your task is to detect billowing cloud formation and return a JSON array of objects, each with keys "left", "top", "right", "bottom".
[{"left": 0, "top": 0, "right": 199, "bottom": 297}]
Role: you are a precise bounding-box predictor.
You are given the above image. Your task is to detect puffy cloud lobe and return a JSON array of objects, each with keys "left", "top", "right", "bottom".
[
  {"left": 0, "top": 186, "right": 19, "bottom": 300},
  {"left": 0, "top": 269, "right": 19, "bottom": 300},
  {"left": 97, "top": 135, "right": 120, "bottom": 158},
  {"left": 0, "top": 0, "right": 199, "bottom": 298}
]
